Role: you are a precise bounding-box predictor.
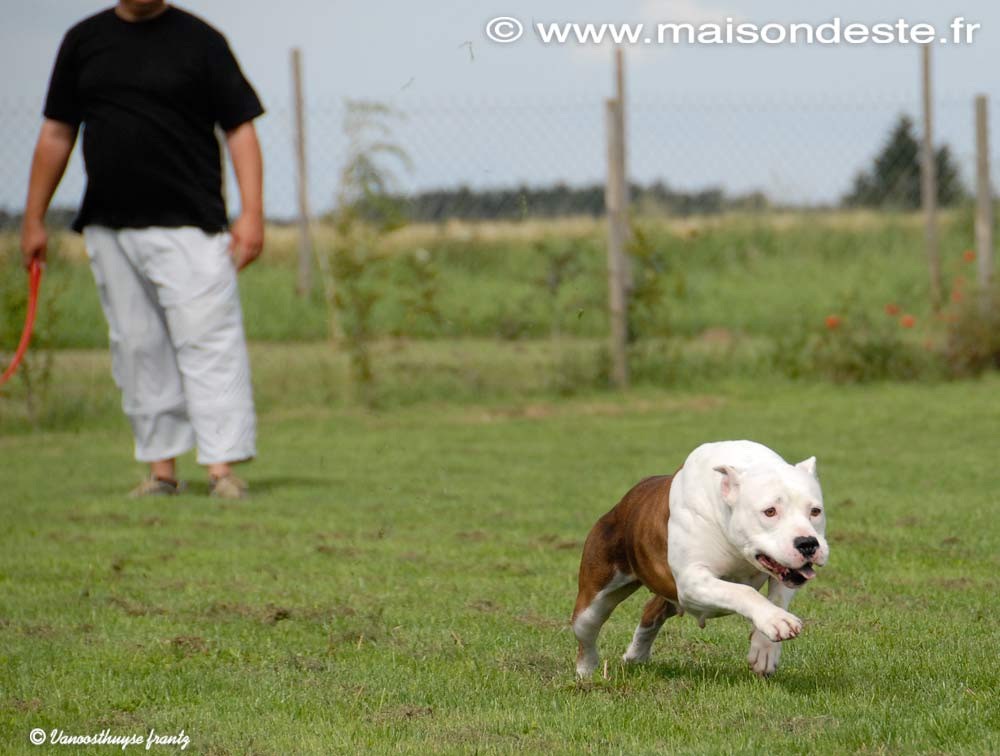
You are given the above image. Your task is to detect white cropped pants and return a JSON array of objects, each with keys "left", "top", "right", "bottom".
[{"left": 84, "top": 226, "right": 256, "bottom": 465}]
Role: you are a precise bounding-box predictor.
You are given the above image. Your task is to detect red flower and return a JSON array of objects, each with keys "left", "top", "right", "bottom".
[
  {"left": 963, "top": 249, "right": 976, "bottom": 263},
  {"left": 900, "top": 314, "right": 916, "bottom": 328},
  {"left": 952, "top": 289, "right": 964, "bottom": 303},
  {"left": 825, "top": 315, "right": 842, "bottom": 330},
  {"left": 884, "top": 303, "right": 901, "bottom": 316}
]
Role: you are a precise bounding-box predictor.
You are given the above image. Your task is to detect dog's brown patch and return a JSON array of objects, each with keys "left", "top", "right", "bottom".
[
  {"left": 573, "top": 474, "right": 679, "bottom": 621},
  {"left": 571, "top": 474, "right": 680, "bottom": 668}
]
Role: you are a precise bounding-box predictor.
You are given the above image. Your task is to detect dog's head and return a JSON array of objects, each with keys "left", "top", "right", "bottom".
[{"left": 713, "top": 457, "right": 828, "bottom": 589}]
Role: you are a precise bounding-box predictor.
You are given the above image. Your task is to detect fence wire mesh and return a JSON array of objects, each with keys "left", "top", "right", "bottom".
[{"left": 0, "top": 92, "right": 997, "bottom": 224}]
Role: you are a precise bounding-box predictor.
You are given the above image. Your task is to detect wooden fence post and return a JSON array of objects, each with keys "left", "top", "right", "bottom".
[
  {"left": 920, "top": 44, "right": 943, "bottom": 311},
  {"left": 975, "top": 94, "right": 994, "bottom": 313},
  {"left": 614, "top": 48, "right": 632, "bottom": 295},
  {"left": 291, "top": 48, "right": 313, "bottom": 297},
  {"left": 606, "top": 97, "right": 628, "bottom": 389}
]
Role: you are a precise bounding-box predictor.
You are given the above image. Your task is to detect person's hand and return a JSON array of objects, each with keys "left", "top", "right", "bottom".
[
  {"left": 229, "top": 211, "right": 264, "bottom": 271},
  {"left": 20, "top": 218, "right": 48, "bottom": 270}
]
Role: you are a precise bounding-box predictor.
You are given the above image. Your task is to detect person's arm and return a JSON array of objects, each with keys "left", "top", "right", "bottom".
[
  {"left": 225, "top": 121, "right": 264, "bottom": 272},
  {"left": 20, "top": 119, "right": 77, "bottom": 268}
]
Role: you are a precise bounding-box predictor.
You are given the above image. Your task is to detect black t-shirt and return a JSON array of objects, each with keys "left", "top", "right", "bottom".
[{"left": 44, "top": 6, "right": 264, "bottom": 233}]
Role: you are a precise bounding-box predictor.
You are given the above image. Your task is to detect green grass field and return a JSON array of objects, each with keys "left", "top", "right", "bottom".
[
  {"left": 0, "top": 211, "right": 980, "bottom": 349},
  {"left": 2, "top": 353, "right": 998, "bottom": 754},
  {"left": 2, "top": 212, "right": 998, "bottom": 753}
]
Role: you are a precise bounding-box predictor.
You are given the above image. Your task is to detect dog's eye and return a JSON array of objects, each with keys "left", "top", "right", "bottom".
[
  {"left": 810, "top": 507, "right": 823, "bottom": 517},
  {"left": 763, "top": 507, "right": 777, "bottom": 517}
]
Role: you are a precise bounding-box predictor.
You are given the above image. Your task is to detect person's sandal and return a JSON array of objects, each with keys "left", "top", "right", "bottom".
[
  {"left": 209, "top": 474, "right": 248, "bottom": 500},
  {"left": 128, "top": 476, "right": 183, "bottom": 498}
]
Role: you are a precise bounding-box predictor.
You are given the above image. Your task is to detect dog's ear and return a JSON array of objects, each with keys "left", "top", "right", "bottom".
[
  {"left": 713, "top": 465, "right": 742, "bottom": 506},
  {"left": 795, "top": 456, "right": 818, "bottom": 479}
]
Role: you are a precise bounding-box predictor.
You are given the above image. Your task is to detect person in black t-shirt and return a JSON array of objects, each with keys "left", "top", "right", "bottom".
[{"left": 21, "top": 1, "right": 265, "bottom": 499}]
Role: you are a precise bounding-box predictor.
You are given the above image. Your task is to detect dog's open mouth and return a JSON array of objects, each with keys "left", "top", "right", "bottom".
[{"left": 756, "top": 554, "right": 816, "bottom": 587}]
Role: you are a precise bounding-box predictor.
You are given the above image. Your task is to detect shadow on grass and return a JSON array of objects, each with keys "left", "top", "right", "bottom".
[
  {"left": 247, "top": 475, "right": 342, "bottom": 494},
  {"left": 173, "top": 475, "right": 340, "bottom": 496},
  {"left": 628, "top": 657, "right": 852, "bottom": 694}
]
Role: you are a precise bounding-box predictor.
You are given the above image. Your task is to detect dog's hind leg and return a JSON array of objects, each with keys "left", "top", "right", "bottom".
[
  {"left": 572, "top": 571, "right": 639, "bottom": 678},
  {"left": 623, "top": 594, "right": 677, "bottom": 664}
]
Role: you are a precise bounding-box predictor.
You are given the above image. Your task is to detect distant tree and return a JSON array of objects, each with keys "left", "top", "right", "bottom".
[
  {"left": 843, "top": 115, "right": 965, "bottom": 209},
  {"left": 0, "top": 207, "right": 76, "bottom": 231},
  {"left": 934, "top": 145, "right": 965, "bottom": 207},
  {"left": 389, "top": 181, "right": 767, "bottom": 222}
]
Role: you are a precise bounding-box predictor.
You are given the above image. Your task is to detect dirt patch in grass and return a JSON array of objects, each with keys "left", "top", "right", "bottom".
[
  {"left": 4, "top": 698, "right": 42, "bottom": 712},
  {"left": 264, "top": 605, "right": 292, "bottom": 624},
  {"left": 570, "top": 677, "right": 639, "bottom": 699},
  {"left": 535, "top": 534, "right": 581, "bottom": 550},
  {"left": 203, "top": 601, "right": 265, "bottom": 621},
  {"left": 169, "top": 635, "right": 208, "bottom": 655},
  {"left": 200, "top": 601, "right": 357, "bottom": 625},
  {"left": 500, "top": 651, "right": 565, "bottom": 683},
  {"left": 370, "top": 704, "right": 434, "bottom": 723},
  {"left": 20, "top": 622, "right": 57, "bottom": 638},
  {"left": 467, "top": 599, "right": 501, "bottom": 613},
  {"left": 315, "top": 543, "right": 360, "bottom": 557}
]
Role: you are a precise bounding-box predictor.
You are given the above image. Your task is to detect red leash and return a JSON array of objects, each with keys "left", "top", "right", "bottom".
[{"left": 0, "top": 259, "right": 43, "bottom": 388}]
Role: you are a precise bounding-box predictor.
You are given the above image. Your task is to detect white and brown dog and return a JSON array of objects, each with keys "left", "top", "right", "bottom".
[{"left": 572, "top": 440, "right": 829, "bottom": 678}]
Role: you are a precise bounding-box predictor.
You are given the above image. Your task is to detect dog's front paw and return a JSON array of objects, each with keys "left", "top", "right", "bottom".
[
  {"left": 747, "top": 629, "right": 782, "bottom": 677},
  {"left": 755, "top": 608, "right": 802, "bottom": 642},
  {"left": 622, "top": 646, "right": 650, "bottom": 665}
]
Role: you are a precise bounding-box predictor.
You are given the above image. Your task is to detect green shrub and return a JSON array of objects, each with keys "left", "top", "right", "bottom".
[
  {"left": 626, "top": 221, "right": 683, "bottom": 341},
  {"left": 942, "top": 286, "right": 1000, "bottom": 377},
  {"left": 773, "top": 296, "right": 932, "bottom": 383}
]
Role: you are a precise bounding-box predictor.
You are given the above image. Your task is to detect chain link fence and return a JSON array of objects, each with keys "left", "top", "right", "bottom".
[{"left": 0, "top": 91, "right": 997, "bottom": 225}]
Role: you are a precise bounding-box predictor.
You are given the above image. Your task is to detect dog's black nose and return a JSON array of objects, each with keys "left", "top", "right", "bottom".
[{"left": 794, "top": 536, "right": 819, "bottom": 558}]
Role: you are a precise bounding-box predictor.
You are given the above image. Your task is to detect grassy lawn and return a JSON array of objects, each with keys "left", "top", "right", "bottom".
[
  {"left": 2, "top": 356, "right": 998, "bottom": 754},
  {"left": 1, "top": 211, "right": 979, "bottom": 349}
]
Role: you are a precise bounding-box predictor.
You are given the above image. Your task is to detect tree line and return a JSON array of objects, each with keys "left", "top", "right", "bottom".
[{"left": 0, "top": 113, "right": 965, "bottom": 229}]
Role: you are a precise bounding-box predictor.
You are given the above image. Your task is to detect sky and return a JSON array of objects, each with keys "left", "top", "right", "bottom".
[{"left": 2, "top": 0, "right": 999, "bottom": 217}]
